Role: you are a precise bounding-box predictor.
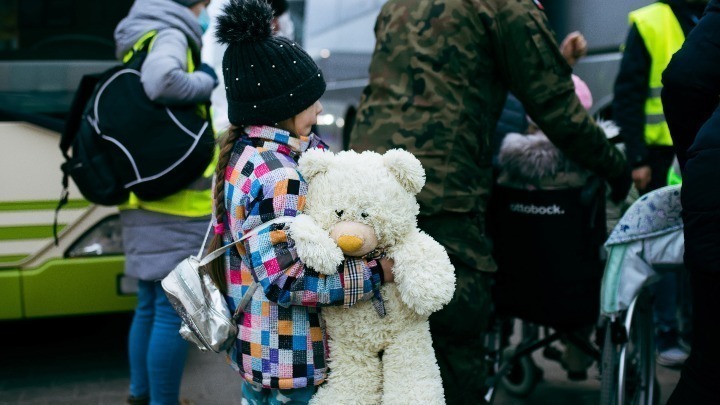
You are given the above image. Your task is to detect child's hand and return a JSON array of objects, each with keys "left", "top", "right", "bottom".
[{"left": 380, "top": 257, "right": 395, "bottom": 283}]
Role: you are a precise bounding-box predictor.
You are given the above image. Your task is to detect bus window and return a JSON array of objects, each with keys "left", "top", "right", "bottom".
[{"left": 0, "top": 0, "right": 133, "bottom": 123}]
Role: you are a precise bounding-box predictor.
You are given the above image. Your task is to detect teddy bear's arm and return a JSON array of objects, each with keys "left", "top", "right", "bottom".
[
  {"left": 288, "top": 214, "right": 344, "bottom": 275},
  {"left": 387, "top": 230, "right": 457, "bottom": 317}
]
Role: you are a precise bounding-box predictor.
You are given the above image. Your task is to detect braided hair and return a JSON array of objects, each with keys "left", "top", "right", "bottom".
[{"left": 204, "top": 126, "right": 243, "bottom": 293}]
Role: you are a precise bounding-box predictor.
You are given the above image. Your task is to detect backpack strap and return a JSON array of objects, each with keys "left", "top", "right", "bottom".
[
  {"left": 197, "top": 216, "right": 296, "bottom": 319},
  {"left": 198, "top": 216, "right": 296, "bottom": 266}
]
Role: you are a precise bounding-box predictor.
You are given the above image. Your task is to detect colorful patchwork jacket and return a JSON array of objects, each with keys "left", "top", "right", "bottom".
[{"left": 217, "top": 126, "right": 384, "bottom": 389}]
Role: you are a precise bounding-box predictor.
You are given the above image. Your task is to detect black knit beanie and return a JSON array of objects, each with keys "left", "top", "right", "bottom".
[{"left": 216, "top": 0, "right": 325, "bottom": 126}]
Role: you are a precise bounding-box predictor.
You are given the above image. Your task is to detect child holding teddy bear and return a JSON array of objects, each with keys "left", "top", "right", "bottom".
[{"left": 204, "top": 0, "right": 393, "bottom": 403}]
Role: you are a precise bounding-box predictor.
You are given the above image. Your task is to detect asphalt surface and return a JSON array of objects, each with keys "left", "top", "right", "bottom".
[{"left": 0, "top": 313, "right": 680, "bottom": 404}]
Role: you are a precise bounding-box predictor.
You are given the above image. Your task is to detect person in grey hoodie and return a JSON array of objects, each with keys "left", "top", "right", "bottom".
[{"left": 113, "top": 1, "right": 217, "bottom": 404}]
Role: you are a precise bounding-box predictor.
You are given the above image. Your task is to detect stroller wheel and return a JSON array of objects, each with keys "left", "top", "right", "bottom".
[
  {"left": 500, "top": 347, "right": 542, "bottom": 397},
  {"left": 600, "top": 290, "right": 658, "bottom": 405}
]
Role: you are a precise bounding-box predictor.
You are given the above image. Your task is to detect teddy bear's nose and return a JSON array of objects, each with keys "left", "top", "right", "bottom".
[{"left": 337, "top": 235, "right": 364, "bottom": 253}]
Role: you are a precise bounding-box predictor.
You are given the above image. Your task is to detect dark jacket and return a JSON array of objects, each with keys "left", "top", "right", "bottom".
[
  {"left": 662, "top": 0, "right": 720, "bottom": 274},
  {"left": 612, "top": 0, "right": 705, "bottom": 168}
]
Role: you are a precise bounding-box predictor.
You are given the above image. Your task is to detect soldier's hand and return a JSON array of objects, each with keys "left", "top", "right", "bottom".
[
  {"left": 560, "top": 31, "right": 587, "bottom": 66},
  {"left": 632, "top": 165, "right": 652, "bottom": 193}
]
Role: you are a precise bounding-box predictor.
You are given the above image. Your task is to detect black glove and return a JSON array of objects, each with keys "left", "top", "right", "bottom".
[
  {"left": 198, "top": 62, "right": 219, "bottom": 88},
  {"left": 607, "top": 163, "right": 632, "bottom": 204}
]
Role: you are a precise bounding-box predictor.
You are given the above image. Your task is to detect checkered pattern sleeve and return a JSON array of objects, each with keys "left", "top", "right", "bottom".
[{"left": 230, "top": 149, "right": 383, "bottom": 308}]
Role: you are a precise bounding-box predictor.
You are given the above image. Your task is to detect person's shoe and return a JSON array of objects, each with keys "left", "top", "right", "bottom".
[
  {"left": 657, "top": 347, "right": 689, "bottom": 368},
  {"left": 127, "top": 395, "right": 149, "bottom": 405},
  {"left": 560, "top": 340, "right": 594, "bottom": 381}
]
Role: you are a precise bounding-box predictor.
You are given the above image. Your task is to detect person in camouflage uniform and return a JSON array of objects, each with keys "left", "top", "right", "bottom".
[{"left": 350, "top": 0, "right": 631, "bottom": 402}]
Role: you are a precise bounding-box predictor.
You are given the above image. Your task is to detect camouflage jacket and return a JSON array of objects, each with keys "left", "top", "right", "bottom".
[{"left": 350, "top": 0, "right": 627, "bottom": 218}]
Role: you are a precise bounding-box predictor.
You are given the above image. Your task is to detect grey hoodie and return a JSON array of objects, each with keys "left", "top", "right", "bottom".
[{"left": 114, "top": 0, "right": 214, "bottom": 105}]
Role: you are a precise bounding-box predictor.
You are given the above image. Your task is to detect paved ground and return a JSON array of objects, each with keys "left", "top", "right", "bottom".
[{"left": 0, "top": 313, "right": 680, "bottom": 404}]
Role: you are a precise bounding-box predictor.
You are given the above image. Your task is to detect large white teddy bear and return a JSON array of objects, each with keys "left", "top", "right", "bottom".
[{"left": 288, "top": 148, "right": 456, "bottom": 405}]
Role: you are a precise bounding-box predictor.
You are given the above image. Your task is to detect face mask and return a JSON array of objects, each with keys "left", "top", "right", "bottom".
[{"left": 198, "top": 8, "right": 210, "bottom": 34}]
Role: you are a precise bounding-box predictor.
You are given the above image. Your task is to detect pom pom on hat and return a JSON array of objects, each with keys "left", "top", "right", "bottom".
[{"left": 216, "top": 0, "right": 273, "bottom": 45}]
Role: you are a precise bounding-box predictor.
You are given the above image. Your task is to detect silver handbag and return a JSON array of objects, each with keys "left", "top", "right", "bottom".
[{"left": 161, "top": 217, "right": 292, "bottom": 353}]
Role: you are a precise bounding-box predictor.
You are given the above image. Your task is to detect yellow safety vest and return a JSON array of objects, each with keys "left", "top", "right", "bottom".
[
  {"left": 120, "top": 31, "right": 217, "bottom": 218},
  {"left": 629, "top": 3, "right": 685, "bottom": 147}
]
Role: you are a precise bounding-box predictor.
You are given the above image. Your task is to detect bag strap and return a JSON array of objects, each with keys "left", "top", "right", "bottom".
[
  {"left": 198, "top": 216, "right": 295, "bottom": 319},
  {"left": 198, "top": 216, "right": 296, "bottom": 266}
]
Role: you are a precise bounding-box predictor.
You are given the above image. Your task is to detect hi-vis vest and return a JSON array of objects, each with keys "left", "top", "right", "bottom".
[
  {"left": 121, "top": 31, "right": 216, "bottom": 218},
  {"left": 629, "top": 3, "right": 685, "bottom": 147}
]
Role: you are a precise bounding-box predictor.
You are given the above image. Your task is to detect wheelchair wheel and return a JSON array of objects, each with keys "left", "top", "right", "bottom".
[
  {"left": 500, "top": 347, "right": 542, "bottom": 397},
  {"left": 600, "top": 289, "right": 659, "bottom": 405}
]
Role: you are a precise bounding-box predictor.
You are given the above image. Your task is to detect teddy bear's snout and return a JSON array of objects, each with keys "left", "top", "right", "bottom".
[
  {"left": 337, "top": 235, "right": 364, "bottom": 252},
  {"left": 330, "top": 221, "right": 378, "bottom": 257}
]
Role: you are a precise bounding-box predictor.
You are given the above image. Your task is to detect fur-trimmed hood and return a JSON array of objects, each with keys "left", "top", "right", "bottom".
[{"left": 496, "top": 120, "right": 619, "bottom": 190}]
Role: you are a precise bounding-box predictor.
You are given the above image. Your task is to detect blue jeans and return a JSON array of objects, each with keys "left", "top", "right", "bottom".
[
  {"left": 653, "top": 271, "right": 692, "bottom": 351},
  {"left": 129, "top": 280, "right": 189, "bottom": 405},
  {"left": 241, "top": 381, "right": 315, "bottom": 405},
  {"left": 653, "top": 273, "right": 679, "bottom": 331}
]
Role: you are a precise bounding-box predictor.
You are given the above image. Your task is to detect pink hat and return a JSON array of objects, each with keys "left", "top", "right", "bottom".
[{"left": 572, "top": 74, "right": 593, "bottom": 111}]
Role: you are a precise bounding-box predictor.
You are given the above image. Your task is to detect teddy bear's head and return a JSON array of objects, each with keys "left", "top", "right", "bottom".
[{"left": 298, "top": 148, "right": 425, "bottom": 257}]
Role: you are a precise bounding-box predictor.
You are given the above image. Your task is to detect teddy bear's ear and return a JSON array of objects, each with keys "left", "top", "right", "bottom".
[
  {"left": 382, "top": 149, "right": 426, "bottom": 195},
  {"left": 298, "top": 148, "right": 334, "bottom": 181}
]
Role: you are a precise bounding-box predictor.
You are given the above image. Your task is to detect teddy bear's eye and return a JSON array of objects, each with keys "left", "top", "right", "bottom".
[
  {"left": 335, "top": 210, "right": 344, "bottom": 218},
  {"left": 361, "top": 212, "right": 369, "bottom": 219}
]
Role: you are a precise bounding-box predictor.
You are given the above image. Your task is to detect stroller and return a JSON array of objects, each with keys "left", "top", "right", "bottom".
[
  {"left": 483, "top": 131, "right": 608, "bottom": 402},
  {"left": 599, "top": 184, "right": 684, "bottom": 405}
]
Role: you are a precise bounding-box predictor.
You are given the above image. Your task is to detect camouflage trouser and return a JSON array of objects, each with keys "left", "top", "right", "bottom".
[{"left": 419, "top": 214, "right": 493, "bottom": 405}]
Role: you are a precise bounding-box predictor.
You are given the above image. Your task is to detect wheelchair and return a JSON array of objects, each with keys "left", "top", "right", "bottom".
[
  {"left": 483, "top": 179, "right": 607, "bottom": 403},
  {"left": 599, "top": 184, "right": 684, "bottom": 405}
]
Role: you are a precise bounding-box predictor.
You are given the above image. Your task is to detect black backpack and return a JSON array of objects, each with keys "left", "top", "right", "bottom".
[{"left": 58, "top": 31, "right": 215, "bottom": 209}]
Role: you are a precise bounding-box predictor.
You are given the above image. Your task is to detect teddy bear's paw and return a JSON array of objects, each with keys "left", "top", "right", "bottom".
[
  {"left": 397, "top": 259, "right": 456, "bottom": 316},
  {"left": 289, "top": 214, "right": 343, "bottom": 275},
  {"left": 399, "top": 276, "right": 456, "bottom": 316},
  {"left": 390, "top": 233, "right": 457, "bottom": 316}
]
